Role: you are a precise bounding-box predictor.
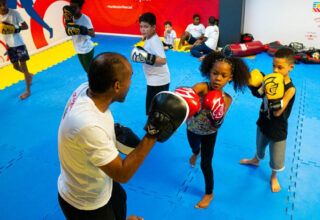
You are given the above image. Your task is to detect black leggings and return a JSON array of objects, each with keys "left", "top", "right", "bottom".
[
  {"left": 146, "top": 84, "right": 170, "bottom": 115},
  {"left": 58, "top": 181, "right": 127, "bottom": 220},
  {"left": 187, "top": 130, "right": 217, "bottom": 194}
]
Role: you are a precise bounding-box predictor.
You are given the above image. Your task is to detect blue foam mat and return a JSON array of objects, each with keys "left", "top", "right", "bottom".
[{"left": 0, "top": 35, "right": 320, "bottom": 220}]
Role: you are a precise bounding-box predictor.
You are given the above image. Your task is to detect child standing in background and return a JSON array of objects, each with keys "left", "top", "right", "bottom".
[
  {"left": 131, "top": 12, "right": 170, "bottom": 115},
  {"left": 0, "top": 0, "right": 33, "bottom": 100},
  {"left": 240, "top": 47, "right": 296, "bottom": 193},
  {"left": 64, "top": 0, "right": 95, "bottom": 73}
]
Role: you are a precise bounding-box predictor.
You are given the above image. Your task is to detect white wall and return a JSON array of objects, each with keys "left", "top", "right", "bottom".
[{"left": 243, "top": 0, "right": 320, "bottom": 48}]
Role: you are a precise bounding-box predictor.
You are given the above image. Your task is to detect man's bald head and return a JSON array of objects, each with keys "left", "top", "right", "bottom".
[{"left": 88, "top": 52, "right": 131, "bottom": 94}]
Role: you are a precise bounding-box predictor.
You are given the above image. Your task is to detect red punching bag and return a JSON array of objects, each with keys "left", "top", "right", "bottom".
[{"left": 222, "top": 41, "right": 266, "bottom": 57}]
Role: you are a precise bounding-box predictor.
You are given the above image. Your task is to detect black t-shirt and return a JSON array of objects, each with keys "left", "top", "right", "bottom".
[{"left": 256, "top": 81, "right": 295, "bottom": 142}]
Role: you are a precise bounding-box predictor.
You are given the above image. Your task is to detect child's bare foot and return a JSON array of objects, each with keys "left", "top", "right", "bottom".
[
  {"left": 126, "top": 215, "right": 143, "bottom": 220},
  {"left": 19, "top": 90, "right": 31, "bottom": 100},
  {"left": 164, "top": 46, "right": 169, "bottom": 50},
  {"left": 239, "top": 157, "right": 260, "bottom": 166},
  {"left": 195, "top": 193, "right": 214, "bottom": 209},
  {"left": 198, "top": 56, "right": 205, "bottom": 61},
  {"left": 189, "top": 152, "right": 200, "bottom": 167},
  {"left": 271, "top": 173, "right": 281, "bottom": 192}
]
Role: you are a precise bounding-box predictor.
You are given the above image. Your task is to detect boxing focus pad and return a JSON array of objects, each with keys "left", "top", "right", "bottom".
[
  {"left": 174, "top": 87, "right": 201, "bottom": 118},
  {"left": 203, "top": 90, "right": 225, "bottom": 128},
  {"left": 63, "top": 5, "right": 75, "bottom": 25},
  {"left": 115, "top": 123, "right": 140, "bottom": 155},
  {"left": 0, "top": 22, "right": 20, "bottom": 34},
  {"left": 145, "top": 91, "right": 189, "bottom": 142},
  {"left": 264, "top": 73, "right": 284, "bottom": 111},
  {"left": 131, "top": 46, "right": 156, "bottom": 65},
  {"left": 248, "top": 69, "right": 265, "bottom": 98}
]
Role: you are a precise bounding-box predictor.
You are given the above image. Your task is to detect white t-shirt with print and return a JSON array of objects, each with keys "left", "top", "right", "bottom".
[
  {"left": 58, "top": 82, "right": 119, "bottom": 210},
  {"left": 0, "top": 9, "right": 25, "bottom": 47},
  {"left": 204, "top": 25, "right": 219, "bottom": 50},
  {"left": 72, "top": 14, "right": 94, "bottom": 54},
  {"left": 164, "top": 30, "right": 176, "bottom": 45},
  {"left": 143, "top": 34, "right": 170, "bottom": 86},
  {"left": 185, "top": 23, "right": 205, "bottom": 38}
]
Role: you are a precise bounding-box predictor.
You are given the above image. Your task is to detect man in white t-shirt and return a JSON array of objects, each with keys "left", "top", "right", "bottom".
[
  {"left": 0, "top": 0, "right": 33, "bottom": 100},
  {"left": 58, "top": 52, "right": 188, "bottom": 220},
  {"left": 64, "top": 0, "right": 95, "bottom": 73},
  {"left": 190, "top": 16, "right": 219, "bottom": 61},
  {"left": 163, "top": 21, "right": 176, "bottom": 50},
  {"left": 177, "top": 14, "right": 205, "bottom": 50}
]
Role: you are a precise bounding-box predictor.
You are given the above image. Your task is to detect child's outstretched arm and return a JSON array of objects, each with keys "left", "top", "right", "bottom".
[
  {"left": 172, "top": 38, "right": 176, "bottom": 50},
  {"left": 273, "top": 87, "right": 295, "bottom": 117},
  {"left": 19, "top": 22, "right": 28, "bottom": 31},
  {"left": 224, "top": 93, "right": 232, "bottom": 113},
  {"left": 88, "top": 28, "right": 95, "bottom": 37},
  {"left": 192, "top": 82, "right": 208, "bottom": 97},
  {"left": 155, "top": 56, "right": 166, "bottom": 64}
]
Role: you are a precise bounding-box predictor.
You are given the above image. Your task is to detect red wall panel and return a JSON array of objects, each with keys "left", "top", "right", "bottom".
[{"left": 81, "top": 0, "right": 219, "bottom": 37}]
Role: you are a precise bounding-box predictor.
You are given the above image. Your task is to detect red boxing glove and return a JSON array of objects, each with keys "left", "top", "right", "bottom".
[
  {"left": 203, "top": 90, "right": 225, "bottom": 128},
  {"left": 174, "top": 87, "right": 201, "bottom": 118}
]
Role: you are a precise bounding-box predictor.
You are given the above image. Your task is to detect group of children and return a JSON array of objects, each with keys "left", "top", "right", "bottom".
[
  {"left": 162, "top": 13, "right": 219, "bottom": 62},
  {"left": 133, "top": 11, "right": 296, "bottom": 210},
  {"left": 0, "top": 0, "right": 94, "bottom": 100},
  {"left": 1, "top": 0, "right": 297, "bottom": 217}
]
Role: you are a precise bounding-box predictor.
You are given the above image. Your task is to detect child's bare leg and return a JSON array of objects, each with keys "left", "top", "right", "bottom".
[
  {"left": 164, "top": 46, "right": 169, "bottom": 50},
  {"left": 178, "top": 32, "right": 190, "bottom": 49},
  {"left": 184, "top": 45, "right": 194, "bottom": 51},
  {"left": 189, "top": 150, "right": 200, "bottom": 167},
  {"left": 19, "top": 61, "right": 33, "bottom": 100},
  {"left": 239, "top": 154, "right": 260, "bottom": 166},
  {"left": 13, "top": 62, "right": 22, "bottom": 72},
  {"left": 271, "top": 171, "right": 281, "bottom": 192},
  {"left": 195, "top": 193, "right": 214, "bottom": 209}
]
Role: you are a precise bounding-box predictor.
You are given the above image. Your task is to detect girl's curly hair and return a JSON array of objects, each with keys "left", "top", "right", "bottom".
[{"left": 200, "top": 51, "right": 250, "bottom": 92}]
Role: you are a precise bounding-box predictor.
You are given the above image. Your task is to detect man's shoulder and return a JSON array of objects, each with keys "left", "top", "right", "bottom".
[{"left": 65, "top": 107, "right": 110, "bottom": 134}]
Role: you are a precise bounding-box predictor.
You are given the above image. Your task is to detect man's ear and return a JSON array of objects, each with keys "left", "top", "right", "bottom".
[{"left": 114, "top": 80, "right": 121, "bottom": 93}]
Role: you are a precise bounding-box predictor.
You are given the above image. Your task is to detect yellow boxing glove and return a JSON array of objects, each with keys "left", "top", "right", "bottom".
[
  {"left": 263, "top": 73, "right": 284, "bottom": 111},
  {"left": 63, "top": 5, "right": 75, "bottom": 25},
  {"left": 65, "top": 23, "right": 81, "bottom": 36},
  {"left": 0, "top": 22, "right": 20, "bottom": 35},
  {"left": 248, "top": 69, "right": 265, "bottom": 98}
]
